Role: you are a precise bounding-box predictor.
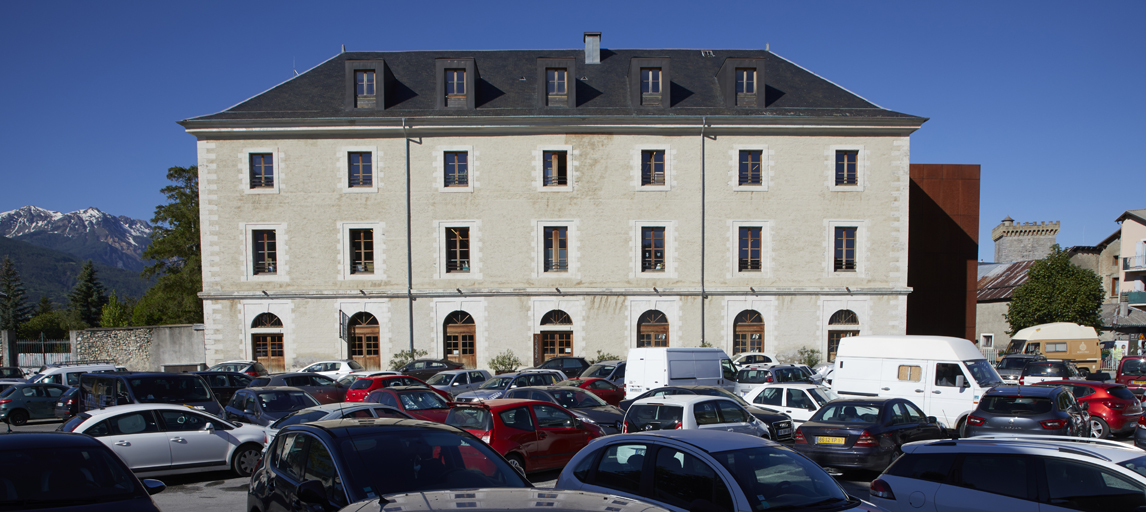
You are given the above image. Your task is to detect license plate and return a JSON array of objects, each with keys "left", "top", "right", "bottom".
[
  {"left": 817, "top": 436, "right": 845, "bottom": 445},
  {"left": 778, "top": 429, "right": 792, "bottom": 436},
  {"left": 1134, "top": 380, "right": 1146, "bottom": 385}
]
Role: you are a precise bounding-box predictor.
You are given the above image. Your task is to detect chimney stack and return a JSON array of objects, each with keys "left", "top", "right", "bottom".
[{"left": 584, "top": 32, "right": 601, "bottom": 64}]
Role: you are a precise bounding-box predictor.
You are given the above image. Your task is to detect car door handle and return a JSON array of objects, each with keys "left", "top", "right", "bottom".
[
  {"left": 915, "top": 389, "right": 925, "bottom": 393},
  {"left": 114, "top": 441, "right": 129, "bottom": 446},
  {"left": 881, "top": 387, "right": 890, "bottom": 391},
  {"left": 932, "top": 390, "right": 942, "bottom": 394},
  {"left": 537, "top": 432, "right": 548, "bottom": 439},
  {"left": 170, "top": 437, "right": 185, "bottom": 442}
]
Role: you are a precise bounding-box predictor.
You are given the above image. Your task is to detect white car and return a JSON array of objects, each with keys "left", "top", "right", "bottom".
[
  {"left": 731, "top": 352, "right": 777, "bottom": 366},
  {"left": 297, "top": 359, "right": 365, "bottom": 378},
  {"left": 870, "top": 435, "right": 1146, "bottom": 512},
  {"left": 61, "top": 403, "right": 266, "bottom": 477},
  {"left": 741, "top": 383, "right": 838, "bottom": 425},
  {"left": 623, "top": 394, "right": 768, "bottom": 437}
]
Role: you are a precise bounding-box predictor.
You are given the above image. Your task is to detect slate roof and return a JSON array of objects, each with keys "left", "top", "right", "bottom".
[
  {"left": 977, "top": 260, "right": 1035, "bottom": 302},
  {"left": 1101, "top": 304, "right": 1146, "bottom": 328},
  {"left": 181, "top": 49, "right": 925, "bottom": 126}
]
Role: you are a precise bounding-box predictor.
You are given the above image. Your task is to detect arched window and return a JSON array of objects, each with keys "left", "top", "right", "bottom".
[
  {"left": 637, "top": 310, "right": 669, "bottom": 348},
  {"left": 538, "top": 310, "right": 572, "bottom": 364},
  {"left": 541, "top": 310, "right": 572, "bottom": 325},
  {"left": 733, "top": 310, "right": 765, "bottom": 354},
  {"left": 827, "top": 309, "right": 860, "bottom": 362},
  {"left": 251, "top": 313, "right": 283, "bottom": 328},
  {"left": 251, "top": 313, "right": 284, "bottom": 372},
  {"left": 348, "top": 312, "right": 380, "bottom": 370},
  {"left": 444, "top": 311, "right": 476, "bottom": 369}
]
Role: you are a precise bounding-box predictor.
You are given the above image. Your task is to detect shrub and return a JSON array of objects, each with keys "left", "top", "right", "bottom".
[
  {"left": 796, "top": 347, "right": 821, "bottom": 367},
  {"left": 590, "top": 350, "right": 622, "bottom": 364},
  {"left": 489, "top": 350, "right": 524, "bottom": 374},
  {"left": 388, "top": 348, "right": 428, "bottom": 370}
]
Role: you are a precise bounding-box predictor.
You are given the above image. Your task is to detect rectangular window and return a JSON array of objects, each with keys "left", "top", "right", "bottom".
[
  {"left": 355, "top": 70, "right": 375, "bottom": 108},
  {"left": 641, "top": 68, "right": 662, "bottom": 105},
  {"left": 897, "top": 365, "right": 922, "bottom": 382},
  {"left": 544, "top": 227, "right": 568, "bottom": 272},
  {"left": 547, "top": 68, "right": 567, "bottom": 95},
  {"left": 253, "top": 230, "right": 277, "bottom": 275},
  {"left": 348, "top": 152, "right": 372, "bottom": 188},
  {"left": 444, "top": 152, "right": 468, "bottom": 187},
  {"left": 446, "top": 227, "right": 470, "bottom": 273},
  {"left": 981, "top": 334, "right": 994, "bottom": 348},
  {"left": 642, "top": 227, "right": 666, "bottom": 272},
  {"left": 543, "top": 151, "right": 567, "bottom": 186},
  {"left": 641, "top": 150, "right": 665, "bottom": 186},
  {"left": 445, "top": 68, "right": 466, "bottom": 107},
  {"left": 250, "top": 154, "right": 274, "bottom": 189},
  {"left": 735, "top": 68, "right": 756, "bottom": 106},
  {"left": 1047, "top": 342, "right": 1067, "bottom": 353},
  {"left": 738, "top": 227, "right": 762, "bottom": 271},
  {"left": 738, "top": 150, "right": 762, "bottom": 186},
  {"left": 1112, "top": 277, "right": 1120, "bottom": 297},
  {"left": 349, "top": 229, "right": 374, "bottom": 274},
  {"left": 835, "top": 150, "right": 858, "bottom": 186},
  {"left": 834, "top": 227, "right": 856, "bottom": 272}
]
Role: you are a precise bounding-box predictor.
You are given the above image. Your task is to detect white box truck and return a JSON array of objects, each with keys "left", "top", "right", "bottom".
[
  {"left": 830, "top": 335, "right": 1004, "bottom": 431},
  {"left": 624, "top": 347, "right": 738, "bottom": 399}
]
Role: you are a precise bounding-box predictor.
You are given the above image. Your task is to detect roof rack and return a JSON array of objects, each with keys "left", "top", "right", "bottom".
[{"left": 40, "top": 360, "right": 116, "bottom": 369}]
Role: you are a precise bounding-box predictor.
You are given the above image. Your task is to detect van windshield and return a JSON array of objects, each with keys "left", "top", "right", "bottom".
[
  {"left": 129, "top": 376, "right": 214, "bottom": 403},
  {"left": 963, "top": 360, "right": 1003, "bottom": 387}
]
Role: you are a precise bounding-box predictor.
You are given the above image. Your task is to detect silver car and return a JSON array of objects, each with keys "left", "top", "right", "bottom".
[
  {"left": 963, "top": 385, "right": 1089, "bottom": 437},
  {"left": 424, "top": 369, "right": 491, "bottom": 398},
  {"left": 453, "top": 370, "right": 566, "bottom": 402}
]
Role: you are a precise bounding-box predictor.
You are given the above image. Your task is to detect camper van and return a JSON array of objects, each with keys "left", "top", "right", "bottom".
[
  {"left": 1002, "top": 322, "right": 1101, "bottom": 374},
  {"left": 830, "top": 335, "right": 1004, "bottom": 431},
  {"left": 624, "top": 347, "right": 738, "bottom": 399}
]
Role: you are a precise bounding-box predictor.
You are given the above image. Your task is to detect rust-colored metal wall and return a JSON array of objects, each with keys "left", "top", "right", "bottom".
[{"left": 908, "top": 164, "right": 980, "bottom": 341}]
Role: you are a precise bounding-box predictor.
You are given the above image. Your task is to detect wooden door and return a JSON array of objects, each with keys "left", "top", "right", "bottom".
[
  {"left": 445, "top": 312, "right": 476, "bottom": 369},
  {"left": 253, "top": 333, "right": 284, "bottom": 373},
  {"left": 349, "top": 313, "right": 381, "bottom": 370}
]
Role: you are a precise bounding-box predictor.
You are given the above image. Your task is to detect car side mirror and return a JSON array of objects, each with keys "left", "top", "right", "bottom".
[
  {"left": 203, "top": 422, "right": 215, "bottom": 433},
  {"left": 141, "top": 479, "right": 167, "bottom": 495},
  {"left": 297, "top": 480, "right": 328, "bottom": 505},
  {"left": 927, "top": 416, "right": 938, "bottom": 424},
  {"left": 244, "top": 405, "right": 255, "bottom": 414},
  {"left": 955, "top": 376, "right": 967, "bottom": 388}
]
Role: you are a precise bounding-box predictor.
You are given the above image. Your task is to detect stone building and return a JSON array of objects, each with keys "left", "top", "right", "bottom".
[
  {"left": 179, "top": 34, "right": 926, "bottom": 372},
  {"left": 992, "top": 217, "right": 1059, "bottom": 263}
]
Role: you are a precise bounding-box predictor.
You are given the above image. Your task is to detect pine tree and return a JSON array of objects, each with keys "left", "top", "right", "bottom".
[
  {"left": 135, "top": 165, "right": 203, "bottom": 325},
  {"left": 34, "top": 296, "right": 53, "bottom": 316},
  {"left": 0, "top": 257, "right": 32, "bottom": 331},
  {"left": 69, "top": 260, "right": 108, "bottom": 327}
]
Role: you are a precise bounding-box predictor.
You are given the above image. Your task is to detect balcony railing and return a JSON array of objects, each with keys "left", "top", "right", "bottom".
[
  {"left": 1124, "top": 255, "right": 1146, "bottom": 271},
  {"left": 1123, "top": 291, "right": 1146, "bottom": 305}
]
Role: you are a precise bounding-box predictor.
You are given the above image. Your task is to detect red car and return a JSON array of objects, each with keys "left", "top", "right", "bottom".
[
  {"left": 554, "top": 377, "right": 625, "bottom": 407},
  {"left": 1116, "top": 356, "right": 1146, "bottom": 394},
  {"left": 364, "top": 386, "right": 453, "bottom": 422},
  {"left": 344, "top": 375, "right": 448, "bottom": 402},
  {"left": 1034, "top": 380, "right": 1143, "bottom": 438},
  {"left": 444, "top": 398, "right": 604, "bottom": 473}
]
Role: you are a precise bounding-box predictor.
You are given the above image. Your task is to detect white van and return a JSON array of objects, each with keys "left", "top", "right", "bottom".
[
  {"left": 624, "top": 347, "right": 738, "bottom": 399},
  {"left": 830, "top": 335, "right": 1003, "bottom": 431},
  {"left": 29, "top": 362, "right": 118, "bottom": 387}
]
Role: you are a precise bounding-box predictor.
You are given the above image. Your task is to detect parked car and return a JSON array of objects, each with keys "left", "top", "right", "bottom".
[
  {"left": 297, "top": 359, "right": 364, "bottom": 378},
  {"left": 54, "top": 385, "right": 81, "bottom": 420},
  {"left": 1018, "top": 360, "right": 1085, "bottom": 385},
  {"left": 812, "top": 362, "right": 835, "bottom": 385},
  {"left": 206, "top": 359, "right": 269, "bottom": 377},
  {"left": 263, "top": 402, "right": 412, "bottom": 449},
  {"left": 625, "top": 348, "right": 737, "bottom": 399},
  {"left": 581, "top": 359, "right": 626, "bottom": 386},
  {"left": 444, "top": 398, "right": 605, "bottom": 473},
  {"left": 1117, "top": 355, "right": 1146, "bottom": 395},
  {"left": 27, "top": 362, "right": 117, "bottom": 387},
  {"left": 556, "top": 429, "right": 881, "bottom": 512},
  {"left": 397, "top": 358, "right": 465, "bottom": 381},
  {"left": 61, "top": 403, "right": 266, "bottom": 477},
  {"left": 871, "top": 435, "right": 1146, "bottom": 512},
  {"left": 995, "top": 353, "right": 1047, "bottom": 384},
  {"left": 79, "top": 371, "right": 224, "bottom": 416},
  {"left": 340, "top": 489, "right": 671, "bottom": 512},
  {"left": 224, "top": 386, "right": 321, "bottom": 426},
  {"left": 248, "top": 418, "right": 531, "bottom": 511},
  {"left": 733, "top": 364, "right": 811, "bottom": 396},
  {"left": 535, "top": 356, "right": 591, "bottom": 379},
  {"left": 364, "top": 386, "right": 453, "bottom": 422},
  {"left": 1032, "top": 380, "right": 1143, "bottom": 438},
  {"left": 246, "top": 372, "right": 345, "bottom": 404},
  {"left": 335, "top": 369, "right": 400, "bottom": 389},
  {"left": 555, "top": 377, "right": 626, "bottom": 406},
  {"left": 962, "top": 385, "right": 1089, "bottom": 438},
  {"left": 624, "top": 394, "right": 769, "bottom": 437},
  {"left": 192, "top": 370, "right": 253, "bottom": 406},
  {"left": 618, "top": 385, "right": 794, "bottom": 442},
  {"left": 793, "top": 397, "right": 947, "bottom": 472},
  {"left": 742, "top": 382, "right": 840, "bottom": 425},
  {"left": 0, "top": 382, "right": 69, "bottom": 425},
  {"left": 424, "top": 369, "right": 491, "bottom": 398},
  {"left": 0, "top": 366, "right": 25, "bottom": 381},
  {"left": 0, "top": 381, "right": 18, "bottom": 397},
  {"left": 0, "top": 431, "right": 167, "bottom": 511},
  {"left": 504, "top": 385, "right": 626, "bottom": 434},
  {"left": 453, "top": 369, "right": 566, "bottom": 402},
  {"left": 344, "top": 374, "right": 446, "bottom": 402},
  {"left": 1137, "top": 415, "right": 1146, "bottom": 449},
  {"left": 731, "top": 352, "right": 776, "bottom": 366}
]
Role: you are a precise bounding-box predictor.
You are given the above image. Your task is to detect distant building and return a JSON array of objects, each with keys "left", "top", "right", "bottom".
[{"left": 992, "top": 217, "right": 1059, "bottom": 263}]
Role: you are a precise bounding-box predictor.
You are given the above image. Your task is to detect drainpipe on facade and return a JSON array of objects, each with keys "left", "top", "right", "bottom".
[
  {"left": 700, "top": 117, "right": 707, "bottom": 346},
  {"left": 403, "top": 118, "right": 415, "bottom": 353}
]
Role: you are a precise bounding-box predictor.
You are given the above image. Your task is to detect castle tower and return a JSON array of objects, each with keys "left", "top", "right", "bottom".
[{"left": 991, "top": 216, "right": 1060, "bottom": 262}]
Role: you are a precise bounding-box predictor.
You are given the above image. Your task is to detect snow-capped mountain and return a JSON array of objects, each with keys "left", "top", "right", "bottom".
[{"left": 0, "top": 206, "right": 152, "bottom": 271}]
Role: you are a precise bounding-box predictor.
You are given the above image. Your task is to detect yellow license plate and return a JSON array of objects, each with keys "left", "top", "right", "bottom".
[
  {"left": 817, "top": 436, "right": 845, "bottom": 445},
  {"left": 1134, "top": 380, "right": 1146, "bottom": 385}
]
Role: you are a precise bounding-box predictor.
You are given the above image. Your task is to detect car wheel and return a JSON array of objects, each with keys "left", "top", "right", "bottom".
[
  {"left": 506, "top": 453, "right": 526, "bottom": 474},
  {"left": 232, "top": 443, "right": 263, "bottom": 477},
  {"left": 1089, "top": 417, "right": 1109, "bottom": 439},
  {"left": 7, "top": 409, "right": 28, "bottom": 426},
  {"left": 955, "top": 417, "right": 967, "bottom": 438}
]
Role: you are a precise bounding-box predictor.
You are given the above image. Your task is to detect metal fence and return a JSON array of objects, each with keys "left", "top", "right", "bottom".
[{"left": 15, "top": 337, "right": 72, "bottom": 368}]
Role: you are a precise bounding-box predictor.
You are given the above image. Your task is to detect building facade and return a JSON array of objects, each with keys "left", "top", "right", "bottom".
[{"left": 181, "top": 35, "right": 925, "bottom": 372}]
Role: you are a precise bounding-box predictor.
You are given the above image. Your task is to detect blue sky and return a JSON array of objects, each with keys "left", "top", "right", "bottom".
[{"left": 1, "top": 1, "right": 1142, "bottom": 260}]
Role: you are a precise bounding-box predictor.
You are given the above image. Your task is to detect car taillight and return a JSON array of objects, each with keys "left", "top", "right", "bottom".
[
  {"left": 675, "top": 421, "right": 683, "bottom": 430},
  {"left": 1018, "top": 377, "right": 1025, "bottom": 385},
  {"left": 245, "top": 371, "right": 259, "bottom": 377},
  {"left": 794, "top": 429, "right": 806, "bottom": 444},
  {"left": 1103, "top": 400, "right": 1127, "bottom": 410},
  {"left": 854, "top": 430, "right": 877, "bottom": 447},
  {"left": 967, "top": 415, "right": 985, "bottom": 426},
  {"left": 622, "top": 421, "right": 630, "bottom": 434},
  {"left": 481, "top": 434, "right": 491, "bottom": 443},
  {"left": 1041, "top": 419, "right": 1068, "bottom": 429},
  {"left": 870, "top": 478, "right": 895, "bottom": 499},
  {"left": 65, "top": 399, "right": 75, "bottom": 405},
  {"left": 0, "top": 399, "right": 10, "bottom": 405}
]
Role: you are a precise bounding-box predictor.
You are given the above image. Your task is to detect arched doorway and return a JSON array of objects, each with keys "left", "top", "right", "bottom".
[
  {"left": 444, "top": 311, "right": 476, "bottom": 369},
  {"left": 348, "top": 312, "right": 380, "bottom": 370},
  {"left": 827, "top": 309, "right": 860, "bottom": 362},
  {"left": 733, "top": 310, "right": 765, "bottom": 354},
  {"left": 637, "top": 310, "right": 669, "bottom": 348},
  {"left": 535, "top": 310, "right": 572, "bottom": 365},
  {"left": 251, "top": 313, "right": 284, "bottom": 372}
]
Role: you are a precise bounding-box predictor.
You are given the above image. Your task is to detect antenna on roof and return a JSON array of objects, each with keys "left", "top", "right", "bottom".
[{"left": 293, "top": 57, "right": 298, "bottom": 77}]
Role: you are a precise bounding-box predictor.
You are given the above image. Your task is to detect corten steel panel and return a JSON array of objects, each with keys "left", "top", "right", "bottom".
[{"left": 908, "top": 164, "right": 981, "bottom": 341}]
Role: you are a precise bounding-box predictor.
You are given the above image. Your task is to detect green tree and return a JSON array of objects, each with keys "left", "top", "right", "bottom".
[
  {"left": 18, "top": 308, "right": 87, "bottom": 339},
  {"left": 34, "top": 296, "right": 53, "bottom": 316},
  {"left": 0, "top": 257, "right": 32, "bottom": 331},
  {"left": 100, "top": 290, "right": 132, "bottom": 328},
  {"left": 135, "top": 165, "right": 202, "bottom": 325},
  {"left": 68, "top": 260, "right": 107, "bottom": 327},
  {"left": 1005, "top": 245, "right": 1104, "bottom": 335}
]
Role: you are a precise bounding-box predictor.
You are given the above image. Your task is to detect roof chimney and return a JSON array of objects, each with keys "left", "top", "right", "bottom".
[{"left": 584, "top": 32, "right": 601, "bottom": 64}]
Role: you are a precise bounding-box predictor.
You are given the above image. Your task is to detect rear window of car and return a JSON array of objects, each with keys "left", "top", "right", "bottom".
[
  {"left": 1109, "top": 386, "right": 1138, "bottom": 401},
  {"left": 129, "top": 376, "right": 213, "bottom": 403},
  {"left": 445, "top": 407, "right": 493, "bottom": 430},
  {"left": 1121, "top": 358, "right": 1146, "bottom": 377},
  {"left": 627, "top": 404, "right": 684, "bottom": 430},
  {"left": 998, "top": 357, "right": 1033, "bottom": 370},
  {"left": 737, "top": 369, "right": 769, "bottom": 384},
  {"left": 1022, "top": 363, "right": 1064, "bottom": 377},
  {"left": 885, "top": 452, "right": 956, "bottom": 483},
  {"left": 257, "top": 391, "right": 318, "bottom": 412},
  {"left": 814, "top": 403, "right": 881, "bottom": 423},
  {"left": 980, "top": 395, "right": 1053, "bottom": 415},
  {"left": 773, "top": 368, "right": 807, "bottom": 383},
  {"left": 347, "top": 360, "right": 364, "bottom": 370},
  {"left": 349, "top": 379, "right": 375, "bottom": 390},
  {"left": 584, "top": 364, "right": 615, "bottom": 379}
]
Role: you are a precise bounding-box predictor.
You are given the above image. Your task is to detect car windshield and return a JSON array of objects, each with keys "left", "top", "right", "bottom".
[
  {"left": 807, "top": 388, "right": 839, "bottom": 407},
  {"left": 553, "top": 380, "right": 582, "bottom": 387},
  {"left": 1023, "top": 363, "right": 1065, "bottom": 377},
  {"left": 426, "top": 373, "right": 453, "bottom": 385},
  {"left": 814, "top": 403, "right": 882, "bottom": 423},
  {"left": 980, "top": 395, "right": 1053, "bottom": 415},
  {"left": 583, "top": 364, "right": 615, "bottom": 379},
  {"left": 337, "top": 429, "right": 528, "bottom": 495},
  {"left": 711, "top": 446, "right": 849, "bottom": 511},
  {"left": 1122, "top": 359, "right": 1146, "bottom": 377},
  {"left": 445, "top": 407, "right": 493, "bottom": 431},
  {"left": 999, "top": 357, "right": 1033, "bottom": 370},
  {"left": 271, "top": 410, "right": 329, "bottom": 429},
  {"left": 550, "top": 389, "right": 606, "bottom": 409},
  {"left": 129, "top": 376, "right": 213, "bottom": 403},
  {"left": 0, "top": 446, "right": 142, "bottom": 504},
  {"left": 479, "top": 377, "right": 513, "bottom": 390},
  {"left": 964, "top": 359, "right": 1004, "bottom": 386},
  {"left": 257, "top": 391, "right": 319, "bottom": 412},
  {"left": 398, "top": 391, "right": 449, "bottom": 410}
]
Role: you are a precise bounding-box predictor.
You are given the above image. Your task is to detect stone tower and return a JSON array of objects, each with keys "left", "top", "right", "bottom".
[{"left": 992, "top": 216, "right": 1060, "bottom": 263}]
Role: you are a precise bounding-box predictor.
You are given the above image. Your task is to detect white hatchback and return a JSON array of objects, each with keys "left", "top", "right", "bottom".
[
  {"left": 741, "top": 383, "right": 839, "bottom": 425},
  {"left": 623, "top": 394, "right": 768, "bottom": 437},
  {"left": 61, "top": 403, "right": 266, "bottom": 477},
  {"left": 297, "top": 359, "right": 365, "bottom": 378}
]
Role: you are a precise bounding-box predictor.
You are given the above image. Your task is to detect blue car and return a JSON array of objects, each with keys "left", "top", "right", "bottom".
[{"left": 0, "top": 382, "right": 69, "bottom": 425}]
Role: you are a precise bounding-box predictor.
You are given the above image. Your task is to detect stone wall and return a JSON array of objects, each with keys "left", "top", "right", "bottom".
[
  {"left": 74, "top": 324, "right": 205, "bottom": 371},
  {"left": 992, "top": 218, "right": 1059, "bottom": 263}
]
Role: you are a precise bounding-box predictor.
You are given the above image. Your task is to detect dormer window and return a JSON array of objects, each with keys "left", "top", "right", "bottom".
[
  {"left": 355, "top": 70, "right": 376, "bottom": 108},
  {"left": 446, "top": 69, "right": 466, "bottom": 107},
  {"left": 344, "top": 60, "right": 386, "bottom": 111},
  {"left": 641, "top": 68, "right": 662, "bottom": 106},
  {"left": 736, "top": 68, "right": 756, "bottom": 107},
  {"left": 547, "top": 68, "right": 567, "bottom": 106},
  {"left": 716, "top": 58, "right": 764, "bottom": 109}
]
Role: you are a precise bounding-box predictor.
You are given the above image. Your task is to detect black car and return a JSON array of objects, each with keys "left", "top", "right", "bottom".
[
  {"left": 995, "top": 353, "right": 1047, "bottom": 383},
  {"left": 54, "top": 386, "right": 81, "bottom": 420},
  {"left": 246, "top": 372, "right": 344, "bottom": 404},
  {"left": 225, "top": 386, "right": 321, "bottom": 426},
  {"left": 503, "top": 385, "right": 625, "bottom": 434},
  {"left": 535, "top": 357, "right": 591, "bottom": 379},
  {"left": 619, "top": 385, "right": 793, "bottom": 442},
  {"left": 963, "top": 385, "right": 1089, "bottom": 438},
  {"left": 247, "top": 418, "right": 530, "bottom": 512},
  {"left": 78, "top": 372, "right": 224, "bottom": 416},
  {"left": 193, "top": 370, "right": 254, "bottom": 406},
  {"left": 792, "top": 397, "right": 946, "bottom": 472},
  {"left": 0, "top": 431, "right": 166, "bottom": 511},
  {"left": 398, "top": 359, "right": 465, "bottom": 381}
]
